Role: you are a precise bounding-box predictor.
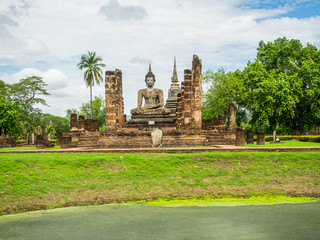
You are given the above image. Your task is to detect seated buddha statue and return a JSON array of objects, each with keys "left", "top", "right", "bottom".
[{"left": 130, "top": 65, "right": 171, "bottom": 115}]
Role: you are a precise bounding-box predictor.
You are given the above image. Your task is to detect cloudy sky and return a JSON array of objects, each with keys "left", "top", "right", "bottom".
[{"left": 1, "top": 0, "right": 320, "bottom": 116}]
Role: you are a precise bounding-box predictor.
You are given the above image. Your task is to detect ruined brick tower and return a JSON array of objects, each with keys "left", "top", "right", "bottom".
[
  {"left": 105, "top": 69, "right": 124, "bottom": 134},
  {"left": 176, "top": 55, "right": 202, "bottom": 132}
]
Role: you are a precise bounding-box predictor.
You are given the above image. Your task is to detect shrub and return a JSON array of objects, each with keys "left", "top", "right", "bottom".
[
  {"left": 297, "top": 136, "right": 320, "bottom": 143},
  {"left": 265, "top": 136, "right": 273, "bottom": 142},
  {"left": 264, "top": 135, "right": 320, "bottom": 143}
]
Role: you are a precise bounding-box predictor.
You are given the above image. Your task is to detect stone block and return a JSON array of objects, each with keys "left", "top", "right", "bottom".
[
  {"left": 70, "top": 113, "right": 78, "bottom": 130},
  {"left": 78, "top": 115, "right": 85, "bottom": 130},
  {"left": 227, "top": 103, "right": 237, "bottom": 131},
  {"left": 246, "top": 129, "right": 254, "bottom": 144},
  {"left": 257, "top": 131, "right": 265, "bottom": 145},
  {"left": 151, "top": 128, "right": 163, "bottom": 147},
  {"left": 235, "top": 127, "right": 246, "bottom": 146}
]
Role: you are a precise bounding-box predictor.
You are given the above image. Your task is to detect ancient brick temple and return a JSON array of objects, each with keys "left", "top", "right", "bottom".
[{"left": 61, "top": 55, "right": 236, "bottom": 148}]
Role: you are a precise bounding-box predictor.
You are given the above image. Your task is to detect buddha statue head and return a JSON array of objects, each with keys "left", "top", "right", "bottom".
[{"left": 145, "top": 64, "right": 156, "bottom": 87}]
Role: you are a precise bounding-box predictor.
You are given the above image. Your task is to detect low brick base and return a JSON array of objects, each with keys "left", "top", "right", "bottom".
[
  {"left": 0, "top": 137, "right": 17, "bottom": 148},
  {"left": 36, "top": 135, "right": 54, "bottom": 149},
  {"left": 61, "top": 126, "right": 236, "bottom": 149}
]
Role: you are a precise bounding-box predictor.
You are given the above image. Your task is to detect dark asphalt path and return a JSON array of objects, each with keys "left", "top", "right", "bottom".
[{"left": 1, "top": 202, "right": 319, "bottom": 240}]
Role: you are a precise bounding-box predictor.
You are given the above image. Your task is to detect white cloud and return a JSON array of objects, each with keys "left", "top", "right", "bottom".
[
  {"left": 99, "top": 0, "right": 147, "bottom": 21},
  {"left": 129, "top": 56, "right": 153, "bottom": 65},
  {"left": 4, "top": 68, "right": 67, "bottom": 89},
  {"left": 0, "top": 0, "right": 49, "bottom": 66}
]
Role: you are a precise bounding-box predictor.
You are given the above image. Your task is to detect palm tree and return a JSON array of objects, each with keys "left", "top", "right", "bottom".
[{"left": 77, "top": 51, "right": 106, "bottom": 119}]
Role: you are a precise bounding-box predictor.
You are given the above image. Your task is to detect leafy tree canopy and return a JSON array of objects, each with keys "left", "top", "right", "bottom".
[
  {"left": 0, "top": 97, "right": 22, "bottom": 135},
  {"left": 203, "top": 37, "right": 320, "bottom": 133},
  {"left": 202, "top": 68, "right": 244, "bottom": 119},
  {"left": 9, "top": 76, "right": 50, "bottom": 111},
  {"left": 0, "top": 76, "right": 50, "bottom": 137},
  {"left": 243, "top": 37, "right": 320, "bottom": 132},
  {"left": 41, "top": 114, "right": 70, "bottom": 133}
]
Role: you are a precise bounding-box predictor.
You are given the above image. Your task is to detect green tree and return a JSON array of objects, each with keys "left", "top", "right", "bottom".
[
  {"left": 0, "top": 80, "right": 10, "bottom": 101},
  {"left": 202, "top": 68, "right": 244, "bottom": 119},
  {"left": 7, "top": 76, "right": 50, "bottom": 141},
  {"left": 9, "top": 76, "right": 50, "bottom": 111},
  {"left": 0, "top": 97, "right": 22, "bottom": 136},
  {"left": 202, "top": 68, "right": 248, "bottom": 126},
  {"left": 79, "top": 95, "right": 105, "bottom": 128},
  {"left": 241, "top": 37, "right": 320, "bottom": 133},
  {"left": 42, "top": 114, "right": 70, "bottom": 133},
  {"left": 77, "top": 51, "right": 106, "bottom": 119}
]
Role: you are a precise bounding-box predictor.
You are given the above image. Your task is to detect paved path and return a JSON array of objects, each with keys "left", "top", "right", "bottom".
[{"left": 1, "top": 145, "right": 320, "bottom": 153}]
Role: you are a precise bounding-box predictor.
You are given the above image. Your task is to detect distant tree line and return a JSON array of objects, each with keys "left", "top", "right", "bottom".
[
  {"left": 0, "top": 77, "right": 70, "bottom": 141},
  {"left": 203, "top": 37, "right": 320, "bottom": 134},
  {"left": 0, "top": 75, "right": 106, "bottom": 140}
]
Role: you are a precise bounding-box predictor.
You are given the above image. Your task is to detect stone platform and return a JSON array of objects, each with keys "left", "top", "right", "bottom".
[{"left": 127, "top": 114, "right": 176, "bottom": 125}]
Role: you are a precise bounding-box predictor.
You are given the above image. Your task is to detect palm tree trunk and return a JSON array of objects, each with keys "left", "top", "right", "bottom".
[{"left": 90, "top": 83, "right": 93, "bottom": 119}]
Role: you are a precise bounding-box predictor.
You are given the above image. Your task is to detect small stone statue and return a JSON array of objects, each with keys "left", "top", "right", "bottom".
[
  {"left": 131, "top": 65, "right": 170, "bottom": 115},
  {"left": 37, "top": 126, "right": 42, "bottom": 136}
]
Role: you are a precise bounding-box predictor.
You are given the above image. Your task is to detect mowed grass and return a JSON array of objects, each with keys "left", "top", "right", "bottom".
[
  {"left": 244, "top": 140, "right": 320, "bottom": 148},
  {"left": 1, "top": 152, "right": 320, "bottom": 214}
]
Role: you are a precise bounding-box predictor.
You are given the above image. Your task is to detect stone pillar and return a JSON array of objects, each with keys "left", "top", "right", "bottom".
[
  {"left": 105, "top": 71, "right": 117, "bottom": 133},
  {"left": 36, "top": 126, "right": 44, "bottom": 149},
  {"left": 246, "top": 129, "right": 254, "bottom": 144},
  {"left": 235, "top": 127, "right": 246, "bottom": 146},
  {"left": 183, "top": 69, "right": 192, "bottom": 129},
  {"left": 78, "top": 115, "right": 85, "bottom": 131},
  {"left": 227, "top": 103, "right": 237, "bottom": 131},
  {"left": 217, "top": 114, "right": 225, "bottom": 130},
  {"left": 115, "top": 69, "right": 125, "bottom": 129},
  {"left": 257, "top": 131, "right": 265, "bottom": 145},
  {"left": 191, "top": 55, "right": 202, "bottom": 130},
  {"left": 70, "top": 113, "right": 78, "bottom": 131},
  {"left": 37, "top": 126, "right": 42, "bottom": 136},
  {"left": 47, "top": 121, "right": 52, "bottom": 140},
  {"left": 56, "top": 132, "right": 62, "bottom": 146},
  {"left": 31, "top": 133, "right": 35, "bottom": 145},
  {"left": 176, "top": 92, "right": 182, "bottom": 129},
  {"left": 105, "top": 70, "right": 124, "bottom": 133}
]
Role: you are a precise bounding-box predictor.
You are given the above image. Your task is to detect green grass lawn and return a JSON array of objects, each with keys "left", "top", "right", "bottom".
[
  {"left": 1, "top": 151, "right": 319, "bottom": 215},
  {"left": 243, "top": 140, "right": 320, "bottom": 148}
]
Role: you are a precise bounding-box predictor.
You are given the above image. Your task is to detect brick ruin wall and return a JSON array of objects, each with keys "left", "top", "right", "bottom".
[
  {"left": 97, "top": 128, "right": 235, "bottom": 148},
  {"left": 70, "top": 113, "right": 99, "bottom": 132},
  {"left": 0, "top": 136, "right": 17, "bottom": 148}
]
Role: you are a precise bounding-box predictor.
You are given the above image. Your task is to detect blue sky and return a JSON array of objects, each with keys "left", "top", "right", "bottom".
[
  {"left": 240, "top": 0, "right": 320, "bottom": 18},
  {"left": 0, "top": 0, "right": 319, "bottom": 116}
]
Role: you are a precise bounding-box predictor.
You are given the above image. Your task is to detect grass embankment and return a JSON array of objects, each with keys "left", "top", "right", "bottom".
[{"left": 1, "top": 152, "right": 319, "bottom": 215}]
